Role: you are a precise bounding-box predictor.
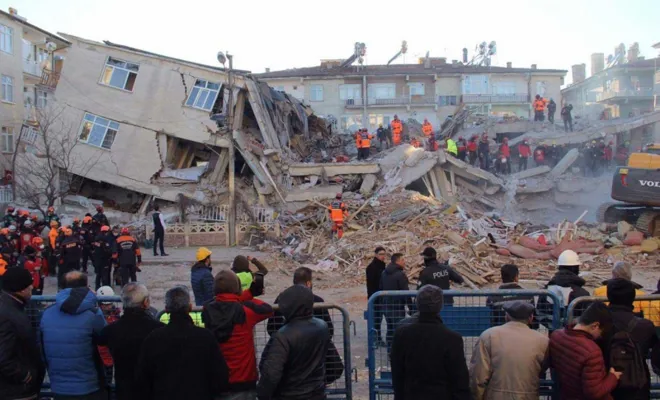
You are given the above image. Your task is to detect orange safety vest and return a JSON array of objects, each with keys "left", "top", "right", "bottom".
[
  {"left": 354, "top": 132, "right": 362, "bottom": 148},
  {"left": 360, "top": 132, "right": 373, "bottom": 148},
  {"left": 391, "top": 119, "right": 403, "bottom": 135},
  {"left": 422, "top": 123, "right": 433, "bottom": 137},
  {"left": 49, "top": 228, "right": 58, "bottom": 249},
  {"left": 328, "top": 200, "right": 346, "bottom": 222},
  {"left": 534, "top": 99, "right": 546, "bottom": 111}
]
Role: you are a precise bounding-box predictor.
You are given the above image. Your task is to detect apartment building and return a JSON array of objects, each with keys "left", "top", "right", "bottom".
[
  {"left": 562, "top": 50, "right": 660, "bottom": 120},
  {"left": 40, "top": 33, "right": 245, "bottom": 205},
  {"left": 0, "top": 8, "right": 69, "bottom": 183},
  {"left": 256, "top": 58, "right": 566, "bottom": 133}
]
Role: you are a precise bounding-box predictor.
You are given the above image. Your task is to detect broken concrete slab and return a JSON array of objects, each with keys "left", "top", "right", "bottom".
[
  {"left": 288, "top": 162, "right": 380, "bottom": 177},
  {"left": 285, "top": 186, "right": 340, "bottom": 202},
  {"left": 510, "top": 165, "right": 551, "bottom": 180},
  {"left": 359, "top": 174, "right": 377, "bottom": 196},
  {"left": 516, "top": 178, "right": 555, "bottom": 194},
  {"left": 456, "top": 177, "right": 484, "bottom": 196},
  {"left": 444, "top": 155, "right": 504, "bottom": 186},
  {"left": 404, "top": 148, "right": 426, "bottom": 167},
  {"left": 556, "top": 177, "right": 602, "bottom": 193},
  {"left": 549, "top": 148, "right": 579, "bottom": 179}
]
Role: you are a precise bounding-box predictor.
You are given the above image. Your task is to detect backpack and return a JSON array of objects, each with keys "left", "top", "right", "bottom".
[{"left": 609, "top": 318, "right": 647, "bottom": 390}]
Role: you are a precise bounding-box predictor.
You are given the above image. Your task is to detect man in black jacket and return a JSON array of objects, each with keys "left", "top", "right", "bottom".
[
  {"left": 391, "top": 285, "right": 470, "bottom": 400},
  {"left": 366, "top": 246, "right": 387, "bottom": 343},
  {"left": 98, "top": 283, "right": 163, "bottom": 400},
  {"left": 604, "top": 279, "right": 658, "bottom": 400},
  {"left": 257, "top": 285, "right": 329, "bottom": 400},
  {"left": 151, "top": 205, "right": 167, "bottom": 257},
  {"left": 0, "top": 268, "right": 44, "bottom": 400},
  {"left": 136, "top": 286, "right": 229, "bottom": 400},
  {"left": 418, "top": 247, "right": 464, "bottom": 307},
  {"left": 380, "top": 253, "right": 413, "bottom": 349},
  {"left": 486, "top": 264, "right": 537, "bottom": 327}
]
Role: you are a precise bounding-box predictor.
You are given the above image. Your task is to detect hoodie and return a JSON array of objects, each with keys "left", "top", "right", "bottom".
[
  {"left": 202, "top": 289, "right": 273, "bottom": 391},
  {"left": 366, "top": 257, "right": 386, "bottom": 298},
  {"left": 190, "top": 261, "right": 214, "bottom": 306},
  {"left": 380, "top": 262, "right": 410, "bottom": 292},
  {"left": 40, "top": 287, "right": 107, "bottom": 396},
  {"left": 257, "top": 286, "right": 329, "bottom": 400}
]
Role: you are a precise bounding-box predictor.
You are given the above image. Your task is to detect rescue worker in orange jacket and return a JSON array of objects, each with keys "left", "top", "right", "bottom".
[
  {"left": 24, "top": 237, "right": 45, "bottom": 294},
  {"left": 533, "top": 94, "right": 546, "bottom": 122},
  {"left": 358, "top": 129, "right": 374, "bottom": 160},
  {"left": 422, "top": 119, "right": 433, "bottom": 138},
  {"left": 47, "top": 220, "right": 59, "bottom": 277},
  {"left": 328, "top": 193, "right": 348, "bottom": 239},
  {"left": 354, "top": 130, "right": 362, "bottom": 158},
  {"left": 391, "top": 116, "right": 403, "bottom": 146},
  {"left": 114, "top": 227, "right": 141, "bottom": 286}
]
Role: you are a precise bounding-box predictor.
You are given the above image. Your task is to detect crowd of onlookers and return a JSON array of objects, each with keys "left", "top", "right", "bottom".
[{"left": 3, "top": 238, "right": 660, "bottom": 400}]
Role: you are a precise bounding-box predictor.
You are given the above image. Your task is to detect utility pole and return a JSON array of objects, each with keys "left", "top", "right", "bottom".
[{"left": 226, "top": 53, "right": 236, "bottom": 247}]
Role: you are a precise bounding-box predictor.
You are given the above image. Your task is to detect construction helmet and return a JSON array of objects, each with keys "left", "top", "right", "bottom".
[
  {"left": 73, "top": 217, "right": 80, "bottom": 223},
  {"left": 50, "top": 220, "right": 59, "bottom": 228},
  {"left": 97, "top": 286, "right": 116, "bottom": 304},
  {"left": 48, "top": 206, "right": 54, "bottom": 213},
  {"left": 336, "top": 193, "right": 342, "bottom": 200},
  {"left": 558, "top": 250, "right": 581, "bottom": 266},
  {"left": 196, "top": 247, "right": 212, "bottom": 262},
  {"left": 6, "top": 206, "right": 14, "bottom": 213},
  {"left": 19, "top": 210, "right": 29, "bottom": 217},
  {"left": 0, "top": 228, "right": 8, "bottom": 236},
  {"left": 30, "top": 214, "right": 38, "bottom": 221},
  {"left": 83, "top": 216, "right": 92, "bottom": 224},
  {"left": 9, "top": 225, "right": 17, "bottom": 233},
  {"left": 120, "top": 227, "right": 130, "bottom": 235},
  {"left": 96, "top": 205, "right": 104, "bottom": 212},
  {"left": 24, "top": 220, "right": 33, "bottom": 228},
  {"left": 100, "top": 225, "right": 111, "bottom": 232}
]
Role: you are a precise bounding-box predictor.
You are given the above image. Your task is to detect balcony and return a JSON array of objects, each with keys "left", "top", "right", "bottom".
[
  {"left": 22, "top": 58, "right": 42, "bottom": 77},
  {"left": 462, "top": 94, "right": 529, "bottom": 104},
  {"left": 596, "top": 88, "right": 654, "bottom": 102},
  {"left": 344, "top": 96, "right": 438, "bottom": 108},
  {"left": 37, "top": 69, "right": 61, "bottom": 91}
]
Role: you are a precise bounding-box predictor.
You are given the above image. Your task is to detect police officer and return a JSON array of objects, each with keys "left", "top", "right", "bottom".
[
  {"left": 92, "top": 225, "right": 115, "bottom": 289},
  {"left": 418, "top": 247, "right": 465, "bottom": 307},
  {"left": 114, "top": 227, "right": 141, "bottom": 286},
  {"left": 59, "top": 227, "right": 82, "bottom": 289}
]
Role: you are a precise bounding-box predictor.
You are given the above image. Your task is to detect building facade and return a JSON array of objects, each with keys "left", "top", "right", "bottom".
[
  {"left": 0, "top": 8, "right": 69, "bottom": 185},
  {"left": 257, "top": 58, "right": 566, "bottom": 133}
]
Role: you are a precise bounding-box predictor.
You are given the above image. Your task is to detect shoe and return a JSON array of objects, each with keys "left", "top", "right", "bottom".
[
  {"left": 153, "top": 253, "right": 159, "bottom": 257},
  {"left": 161, "top": 253, "right": 169, "bottom": 256},
  {"left": 136, "top": 267, "right": 142, "bottom": 272}
]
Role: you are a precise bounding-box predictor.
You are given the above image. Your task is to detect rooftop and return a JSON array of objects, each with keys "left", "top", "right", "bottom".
[
  {"left": 255, "top": 63, "right": 567, "bottom": 79},
  {"left": 0, "top": 9, "right": 70, "bottom": 47},
  {"left": 563, "top": 56, "right": 660, "bottom": 92}
]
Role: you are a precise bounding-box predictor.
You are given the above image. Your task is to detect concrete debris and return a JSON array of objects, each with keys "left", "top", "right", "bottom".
[
  {"left": 359, "top": 174, "right": 377, "bottom": 196},
  {"left": 510, "top": 165, "right": 551, "bottom": 180},
  {"left": 549, "top": 148, "right": 579, "bottom": 179}
]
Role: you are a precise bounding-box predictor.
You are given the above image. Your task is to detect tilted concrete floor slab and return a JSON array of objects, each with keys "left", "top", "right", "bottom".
[{"left": 287, "top": 162, "right": 380, "bottom": 177}]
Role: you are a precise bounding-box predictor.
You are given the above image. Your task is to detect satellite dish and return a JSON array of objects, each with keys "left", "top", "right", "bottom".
[
  {"left": 217, "top": 51, "right": 227, "bottom": 66},
  {"left": 45, "top": 41, "right": 57, "bottom": 52}
]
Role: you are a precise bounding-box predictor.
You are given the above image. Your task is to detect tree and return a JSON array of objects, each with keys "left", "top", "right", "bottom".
[{"left": 11, "top": 105, "right": 94, "bottom": 217}]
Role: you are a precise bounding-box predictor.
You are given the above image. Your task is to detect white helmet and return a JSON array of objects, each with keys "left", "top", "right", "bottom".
[
  {"left": 558, "top": 250, "right": 581, "bottom": 266},
  {"left": 8, "top": 225, "right": 16, "bottom": 232},
  {"left": 97, "top": 286, "right": 115, "bottom": 304},
  {"left": 24, "top": 220, "right": 33, "bottom": 228}
]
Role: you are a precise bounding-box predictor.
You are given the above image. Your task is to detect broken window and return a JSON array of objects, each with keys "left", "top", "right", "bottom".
[
  {"left": 78, "top": 113, "right": 119, "bottom": 150},
  {"left": 310, "top": 84, "right": 324, "bottom": 102},
  {"left": 100, "top": 56, "right": 139, "bottom": 91},
  {"left": 1, "top": 127, "right": 14, "bottom": 153},
  {"left": 185, "top": 79, "right": 221, "bottom": 111}
]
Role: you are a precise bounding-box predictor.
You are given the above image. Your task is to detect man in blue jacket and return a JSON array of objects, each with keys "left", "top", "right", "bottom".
[
  {"left": 40, "top": 271, "right": 107, "bottom": 399},
  {"left": 191, "top": 247, "right": 214, "bottom": 306}
]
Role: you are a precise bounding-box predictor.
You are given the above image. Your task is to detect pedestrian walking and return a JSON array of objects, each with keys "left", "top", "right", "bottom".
[{"left": 151, "top": 205, "right": 168, "bottom": 256}]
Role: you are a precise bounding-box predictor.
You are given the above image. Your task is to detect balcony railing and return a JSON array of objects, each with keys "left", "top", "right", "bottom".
[
  {"left": 38, "top": 69, "right": 60, "bottom": 91},
  {"left": 596, "top": 88, "right": 654, "bottom": 102},
  {"left": 345, "top": 96, "right": 438, "bottom": 107},
  {"left": 22, "top": 59, "right": 42, "bottom": 77},
  {"left": 462, "top": 94, "right": 529, "bottom": 104}
]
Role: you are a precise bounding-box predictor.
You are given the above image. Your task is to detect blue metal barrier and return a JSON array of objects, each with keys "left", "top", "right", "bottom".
[{"left": 365, "top": 289, "right": 563, "bottom": 400}]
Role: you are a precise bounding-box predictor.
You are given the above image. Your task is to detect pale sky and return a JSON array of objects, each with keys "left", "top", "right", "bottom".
[{"left": 5, "top": 0, "right": 660, "bottom": 84}]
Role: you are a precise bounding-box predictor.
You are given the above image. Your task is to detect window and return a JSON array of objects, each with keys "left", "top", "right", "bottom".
[
  {"left": 368, "top": 83, "right": 396, "bottom": 100},
  {"left": 185, "top": 79, "right": 220, "bottom": 111},
  {"left": 463, "top": 75, "right": 489, "bottom": 94},
  {"left": 492, "top": 82, "right": 516, "bottom": 95},
  {"left": 0, "top": 25, "right": 12, "bottom": 54},
  {"left": 310, "top": 84, "right": 324, "bottom": 102},
  {"left": 340, "top": 115, "right": 362, "bottom": 131},
  {"left": 78, "top": 113, "right": 120, "bottom": 149},
  {"left": 100, "top": 57, "right": 139, "bottom": 91},
  {"left": 36, "top": 90, "right": 47, "bottom": 109},
  {"left": 536, "top": 81, "right": 547, "bottom": 97},
  {"left": 21, "top": 124, "right": 39, "bottom": 145},
  {"left": 1, "top": 127, "right": 13, "bottom": 153},
  {"left": 1, "top": 75, "right": 13, "bottom": 102},
  {"left": 339, "top": 84, "right": 361, "bottom": 100},
  {"left": 438, "top": 96, "right": 457, "bottom": 106},
  {"left": 408, "top": 83, "right": 425, "bottom": 96},
  {"left": 368, "top": 114, "right": 391, "bottom": 130}
]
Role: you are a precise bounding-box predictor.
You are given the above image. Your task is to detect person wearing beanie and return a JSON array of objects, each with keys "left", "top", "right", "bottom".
[
  {"left": 391, "top": 285, "right": 470, "bottom": 400},
  {"left": 603, "top": 278, "right": 658, "bottom": 400},
  {"left": 202, "top": 270, "right": 273, "bottom": 399},
  {"left": 593, "top": 261, "right": 660, "bottom": 326},
  {"left": 470, "top": 301, "right": 548, "bottom": 400},
  {"left": 418, "top": 246, "right": 464, "bottom": 307},
  {"left": 257, "top": 285, "right": 330, "bottom": 400},
  {"left": 0, "top": 267, "right": 45, "bottom": 399},
  {"left": 231, "top": 254, "right": 268, "bottom": 293}
]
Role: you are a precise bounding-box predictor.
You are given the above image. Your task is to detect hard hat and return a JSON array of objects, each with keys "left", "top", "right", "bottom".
[
  {"left": 336, "top": 193, "right": 342, "bottom": 199},
  {"left": 19, "top": 210, "right": 29, "bottom": 217},
  {"left": 196, "top": 247, "right": 212, "bottom": 261},
  {"left": 591, "top": 140, "right": 596, "bottom": 144},
  {"left": 97, "top": 286, "right": 115, "bottom": 304},
  {"left": 0, "top": 228, "right": 8, "bottom": 235},
  {"left": 50, "top": 220, "right": 59, "bottom": 228},
  {"left": 31, "top": 237, "right": 44, "bottom": 250},
  {"left": 47, "top": 206, "right": 54, "bottom": 212},
  {"left": 30, "top": 214, "right": 38, "bottom": 221},
  {"left": 120, "top": 227, "right": 129, "bottom": 235},
  {"left": 24, "top": 220, "right": 33, "bottom": 228},
  {"left": 96, "top": 205, "right": 104, "bottom": 212},
  {"left": 73, "top": 217, "right": 80, "bottom": 223},
  {"left": 558, "top": 250, "right": 581, "bottom": 266},
  {"left": 100, "top": 225, "right": 111, "bottom": 232},
  {"left": 6, "top": 206, "right": 14, "bottom": 212},
  {"left": 83, "top": 216, "right": 92, "bottom": 223}
]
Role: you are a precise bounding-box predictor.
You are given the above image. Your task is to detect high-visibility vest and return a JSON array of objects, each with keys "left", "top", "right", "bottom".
[
  {"left": 391, "top": 120, "right": 402, "bottom": 134},
  {"left": 422, "top": 123, "right": 433, "bottom": 137},
  {"left": 329, "top": 200, "right": 345, "bottom": 222},
  {"left": 446, "top": 139, "right": 458, "bottom": 155},
  {"left": 360, "top": 132, "right": 373, "bottom": 148},
  {"left": 355, "top": 132, "right": 362, "bottom": 148},
  {"left": 534, "top": 99, "right": 546, "bottom": 111}
]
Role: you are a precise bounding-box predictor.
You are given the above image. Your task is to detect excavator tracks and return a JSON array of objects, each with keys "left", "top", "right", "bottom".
[{"left": 635, "top": 211, "right": 660, "bottom": 236}]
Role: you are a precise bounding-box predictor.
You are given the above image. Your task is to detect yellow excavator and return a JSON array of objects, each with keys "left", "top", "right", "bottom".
[{"left": 597, "top": 144, "right": 660, "bottom": 236}]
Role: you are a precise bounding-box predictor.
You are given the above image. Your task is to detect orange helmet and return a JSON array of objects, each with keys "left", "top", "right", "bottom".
[
  {"left": 100, "top": 225, "right": 111, "bottom": 232},
  {"left": 73, "top": 217, "right": 80, "bottom": 223},
  {"left": 0, "top": 228, "right": 8, "bottom": 236},
  {"left": 30, "top": 214, "right": 38, "bottom": 221},
  {"left": 31, "top": 237, "right": 44, "bottom": 249},
  {"left": 19, "top": 210, "right": 29, "bottom": 217},
  {"left": 120, "top": 227, "right": 130, "bottom": 235},
  {"left": 5, "top": 206, "right": 14, "bottom": 213},
  {"left": 83, "top": 216, "right": 92, "bottom": 224}
]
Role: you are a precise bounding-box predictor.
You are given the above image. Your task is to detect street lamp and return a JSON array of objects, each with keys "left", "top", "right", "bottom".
[{"left": 219, "top": 51, "right": 236, "bottom": 246}]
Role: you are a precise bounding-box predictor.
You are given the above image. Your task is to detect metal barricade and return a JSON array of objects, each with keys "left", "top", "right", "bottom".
[
  {"left": 567, "top": 295, "right": 660, "bottom": 399},
  {"left": 365, "top": 289, "right": 563, "bottom": 400}
]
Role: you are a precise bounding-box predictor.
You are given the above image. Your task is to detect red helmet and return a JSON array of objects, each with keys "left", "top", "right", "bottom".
[
  {"left": 6, "top": 206, "right": 14, "bottom": 213},
  {"left": 47, "top": 206, "right": 54, "bottom": 213},
  {"left": 31, "top": 237, "right": 44, "bottom": 249},
  {"left": 73, "top": 217, "right": 80, "bottom": 223},
  {"left": 335, "top": 193, "right": 342, "bottom": 200},
  {"left": 100, "top": 225, "right": 111, "bottom": 232},
  {"left": 120, "top": 227, "right": 130, "bottom": 235},
  {"left": 30, "top": 214, "right": 38, "bottom": 221},
  {"left": 96, "top": 205, "right": 104, "bottom": 212},
  {"left": 83, "top": 216, "right": 92, "bottom": 223}
]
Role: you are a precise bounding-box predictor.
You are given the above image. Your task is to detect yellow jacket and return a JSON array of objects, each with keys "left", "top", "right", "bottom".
[
  {"left": 446, "top": 139, "right": 458, "bottom": 156},
  {"left": 593, "top": 284, "right": 660, "bottom": 326}
]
